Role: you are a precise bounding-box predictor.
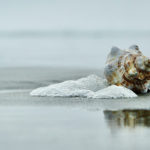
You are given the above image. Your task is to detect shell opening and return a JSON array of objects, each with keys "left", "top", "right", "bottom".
[{"left": 144, "top": 59, "right": 150, "bottom": 67}]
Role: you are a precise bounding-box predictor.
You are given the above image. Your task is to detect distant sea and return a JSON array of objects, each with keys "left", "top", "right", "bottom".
[{"left": 0, "top": 30, "right": 150, "bottom": 68}]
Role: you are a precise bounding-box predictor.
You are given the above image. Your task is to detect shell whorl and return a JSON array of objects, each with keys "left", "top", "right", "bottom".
[{"left": 104, "top": 45, "right": 150, "bottom": 93}]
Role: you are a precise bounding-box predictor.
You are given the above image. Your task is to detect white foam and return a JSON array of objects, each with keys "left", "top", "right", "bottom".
[
  {"left": 30, "top": 75, "right": 137, "bottom": 99},
  {"left": 87, "top": 85, "right": 137, "bottom": 99}
]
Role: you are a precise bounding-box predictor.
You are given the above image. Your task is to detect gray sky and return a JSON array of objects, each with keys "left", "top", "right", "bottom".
[{"left": 0, "top": 0, "right": 150, "bottom": 31}]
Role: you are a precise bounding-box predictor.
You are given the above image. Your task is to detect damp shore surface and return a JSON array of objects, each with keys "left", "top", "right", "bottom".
[{"left": 1, "top": 67, "right": 150, "bottom": 150}]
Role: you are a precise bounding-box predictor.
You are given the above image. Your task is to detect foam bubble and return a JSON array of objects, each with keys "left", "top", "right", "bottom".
[
  {"left": 30, "top": 75, "right": 137, "bottom": 99},
  {"left": 87, "top": 85, "right": 137, "bottom": 99}
]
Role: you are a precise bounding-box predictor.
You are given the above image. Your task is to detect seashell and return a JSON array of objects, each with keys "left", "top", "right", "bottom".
[{"left": 104, "top": 45, "right": 150, "bottom": 93}]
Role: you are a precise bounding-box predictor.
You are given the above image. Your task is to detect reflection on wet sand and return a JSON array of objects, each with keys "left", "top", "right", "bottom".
[{"left": 104, "top": 109, "right": 150, "bottom": 128}]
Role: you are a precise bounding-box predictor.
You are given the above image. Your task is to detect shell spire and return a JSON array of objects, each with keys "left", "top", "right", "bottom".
[{"left": 104, "top": 45, "right": 150, "bottom": 93}]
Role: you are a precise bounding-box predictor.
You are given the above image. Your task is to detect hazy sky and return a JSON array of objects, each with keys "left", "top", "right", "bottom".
[
  {"left": 0, "top": 0, "right": 150, "bottom": 68},
  {"left": 0, "top": 0, "right": 150, "bottom": 31}
]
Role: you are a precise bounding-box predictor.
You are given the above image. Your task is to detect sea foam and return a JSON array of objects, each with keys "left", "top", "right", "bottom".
[{"left": 30, "top": 75, "right": 137, "bottom": 98}]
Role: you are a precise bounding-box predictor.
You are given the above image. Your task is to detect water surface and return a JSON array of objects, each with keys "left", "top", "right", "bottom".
[{"left": 0, "top": 68, "right": 150, "bottom": 150}]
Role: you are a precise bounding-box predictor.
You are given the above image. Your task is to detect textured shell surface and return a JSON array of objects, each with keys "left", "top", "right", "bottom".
[{"left": 104, "top": 45, "right": 150, "bottom": 93}]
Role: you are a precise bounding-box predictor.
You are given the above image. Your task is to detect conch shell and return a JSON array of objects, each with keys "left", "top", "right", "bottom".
[{"left": 104, "top": 45, "right": 150, "bottom": 93}]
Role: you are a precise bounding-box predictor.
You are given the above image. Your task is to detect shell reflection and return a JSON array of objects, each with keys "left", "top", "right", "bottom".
[{"left": 104, "top": 109, "right": 150, "bottom": 128}]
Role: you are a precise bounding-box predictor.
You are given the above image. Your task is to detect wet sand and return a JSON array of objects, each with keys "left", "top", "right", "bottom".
[{"left": 0, "top": 67, "right": 150, "bottom": 150}]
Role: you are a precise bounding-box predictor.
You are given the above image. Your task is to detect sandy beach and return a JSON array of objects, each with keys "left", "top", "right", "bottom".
[{"left": 0, "top": 67, "right": 149, "bottom": 150}]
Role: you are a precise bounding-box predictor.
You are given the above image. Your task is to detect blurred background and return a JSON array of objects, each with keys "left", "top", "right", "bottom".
[{"left": 1, "top": 0, "right": 150, "bottom": 69}]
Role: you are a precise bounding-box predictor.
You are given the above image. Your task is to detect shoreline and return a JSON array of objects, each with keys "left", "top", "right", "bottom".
[{"left": 0, "top": 67, "right": 148, "bottom": 109}]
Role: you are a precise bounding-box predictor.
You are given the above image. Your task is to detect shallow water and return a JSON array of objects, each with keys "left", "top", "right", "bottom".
[
  {"left": 0, "top": 67, "right": 150, "bottom": 150},
  {"left": 1, "top": 106, "right": 150, "bottom": 150}
]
